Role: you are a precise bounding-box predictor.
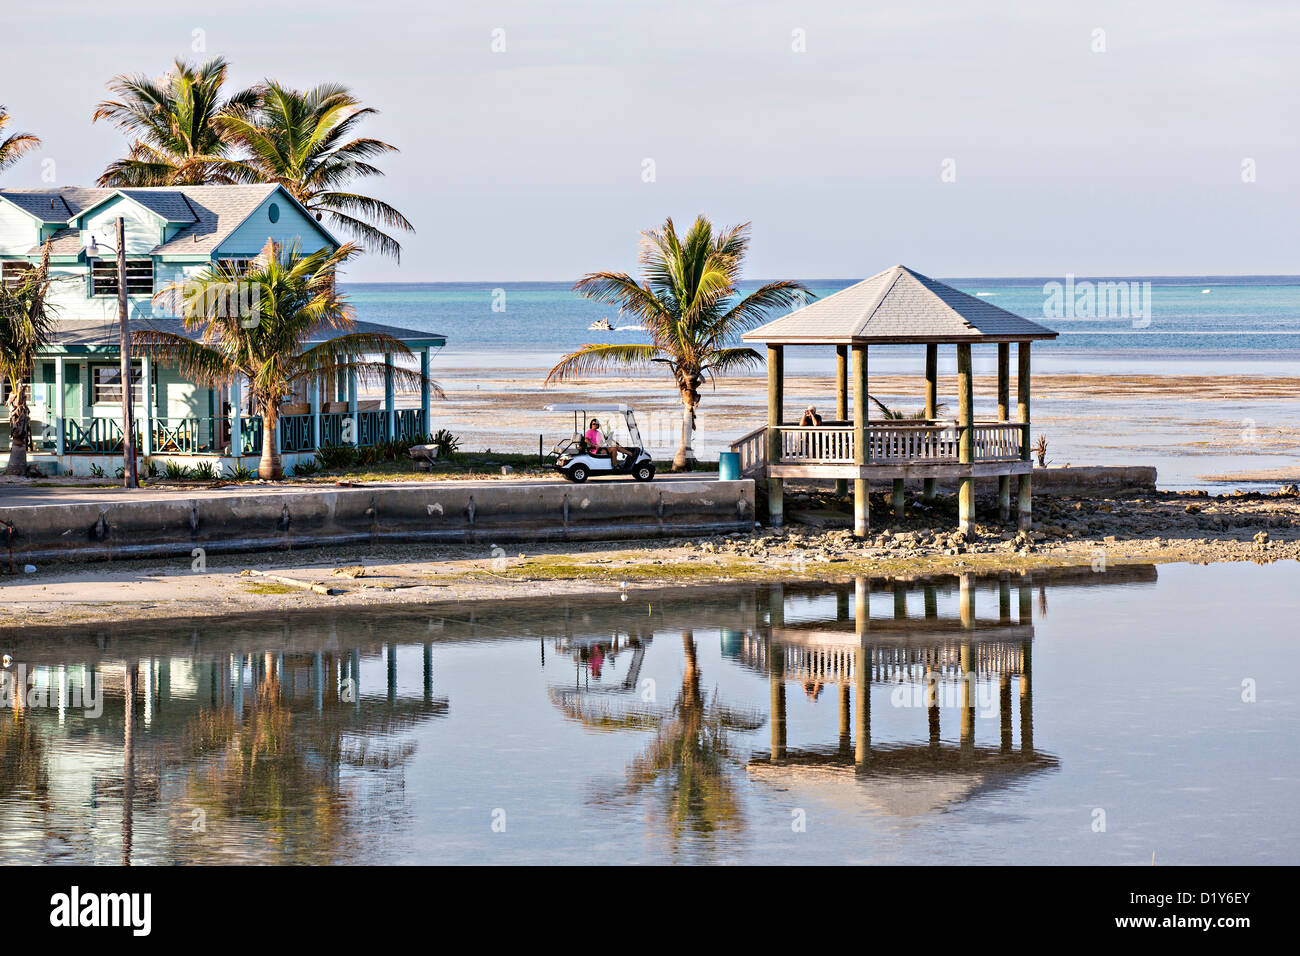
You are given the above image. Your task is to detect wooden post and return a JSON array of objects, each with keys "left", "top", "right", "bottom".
[
  {"left": 769, "top": 585, "right": 786, "bottom": 761},
  {"left": 892, "top": 479, "right": 905, "bottom": 519},
  {"left": 851, "top": 343, "right": 869, "bottom": 537},
  {"left": 1017, "top": 342, "right": 1033, "bottom": 530},
  {"left": 420, "top": 347, "right": 431, "bottom": 435},
  {"left": 310, "top": 374, "right": 322, "bottom": 451},
  {"left": 997, "top": 342, "right": 1010, "bottom": 523},
  {"left": 956, "top": 343, "right": 974, "bottom": 534},
  {"left": 959, "top": 641, "right": 975, "bottom": 757},
  {"left": 383, "top": 353, "right": 395, "bottom": 440},
  {"left": 766, "top": 345, "right": 784, "bottom": 526},
  {"left": 229, "top": 377, "right": 242, "bottom": 457},
  {"left": 54, "top": 355, "right": 65, "bottom": 456},
  {"left": 960, "top": 572, "right": 975, "bottom": 628},
  {"left": 835, "top": 345, "right": 848, "bottom": 497},
  {"left": 347, "top": 368, "right": 359, "bottom": 447},
  {"left": 853, "top": 576, "right": 870, "bottom": 768},
  {"left": 116, "top": 217, "right": 138, "bottom": 488},
  {"left": 923, "top": 343, "right": 938, "bottom": 501},
  {"left": 140, "top": 353, "right": 153, "bottom": 457},
  {"left": 1019, "top": 643, "right": 1034, "bottom": 754}
]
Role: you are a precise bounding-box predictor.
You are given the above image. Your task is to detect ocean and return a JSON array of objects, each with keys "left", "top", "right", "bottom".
[
  {"left": 339, "top": 277, "right": 1300, "bottom": 490},
  {"left": 342, "top": 276, "right": 1300, "bottom": 375}
]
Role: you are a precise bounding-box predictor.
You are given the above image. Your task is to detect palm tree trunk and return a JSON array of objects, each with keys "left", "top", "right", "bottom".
[
  {"left": 4, "top": 395, "right": 30, "bottom": 476},
  {"left": 258, "top": 413, "right": 282, "bottom": 479},
  {"left": 673, "top": 393, "right": 697, "bottom": 471}
]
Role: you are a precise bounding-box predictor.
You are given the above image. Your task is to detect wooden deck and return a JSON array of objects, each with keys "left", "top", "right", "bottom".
[{"left": 730, "top": 420, "right": 1031, "bottom": 480}]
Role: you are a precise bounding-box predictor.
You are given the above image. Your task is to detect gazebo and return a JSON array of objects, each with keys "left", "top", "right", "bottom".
[{"left": 732, "top": 265, "right": 1057, "bottom": 536}]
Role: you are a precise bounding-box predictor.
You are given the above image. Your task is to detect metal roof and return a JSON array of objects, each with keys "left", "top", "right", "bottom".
[
  {"left": 39, "top": 317, "right": 446, "bottom": 354},
  {"left": 742, "top": 265, "right": 1058, "bottom": 345}
]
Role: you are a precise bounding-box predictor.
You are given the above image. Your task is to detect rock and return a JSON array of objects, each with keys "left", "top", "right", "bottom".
[{"left": 22, "top": 564, "right": 36, "bottom": 574}]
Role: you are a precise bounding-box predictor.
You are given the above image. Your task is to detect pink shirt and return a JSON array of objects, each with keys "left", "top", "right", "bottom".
[{"left": 584, "top": 428, "right": 602, "bottom": 448}]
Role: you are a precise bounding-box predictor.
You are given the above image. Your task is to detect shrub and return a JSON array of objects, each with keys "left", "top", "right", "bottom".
[
  {"left": 315, "top": 443, "right": 358, "bottom": 470},
  {"left": 291, "top": 458, "right": 321, "bottom": 477},
  {"left": 191, "top": 461, "right": 219, "bottom": 481},
  {"left": 431, "top": 428, "right": 460, "bottom": 457},
  {"left": 225, "top": 462, "right": 255, "bottom": 481},
  {"left": 163, "top": 461, "right": 194, "bottom": 481}
]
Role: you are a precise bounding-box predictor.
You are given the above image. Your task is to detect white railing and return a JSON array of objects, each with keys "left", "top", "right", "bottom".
[
  {"left": 729, "top": 420, "right": 1025, "bottom": 473},
  {"left": 729, "top": 424, "right": 769, "bottom": 476},
  {"left": 972, "top": 423, "right": 1025, "bottom": 461}
]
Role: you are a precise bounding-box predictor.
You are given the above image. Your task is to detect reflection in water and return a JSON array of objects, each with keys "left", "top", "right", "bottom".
[
  {"left": 741, "top": 574, "right": 1058, "bottom": 818},
  {"left": 15, "top": 562, "right": 1273, "bottom": 864}
]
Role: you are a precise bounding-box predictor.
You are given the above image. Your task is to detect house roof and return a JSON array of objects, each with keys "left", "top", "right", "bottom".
[
  {"left": 742, "top": 265, "right": 1058, "bottom": 345},
  {"left": 42, "top": 317, "right": 447, "bottom": 354},
  {"left": 6, "top": 184, "right": 334, "bottom": 258}
]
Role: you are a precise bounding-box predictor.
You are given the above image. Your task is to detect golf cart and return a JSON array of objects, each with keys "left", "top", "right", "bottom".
[{"left": 544, "top": 403, "right": 656, "bottom": 483}]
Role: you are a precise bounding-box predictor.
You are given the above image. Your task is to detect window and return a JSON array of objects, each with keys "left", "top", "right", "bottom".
[
  {"left": 268, "top": 202, "right": 280, "bottom": 223},
  {"left": 92, "top": 366, "right": 147, "bottom": 405},
  {"left": 91, "top": 258, "right": 153, "bottom": 296},
  {"left": 1, "top": 261, "right": 33, "bottom": 290},
  {"left": 0, "top": 378, "right": 31, "bottom": 404},
  {"left": 216, "top": 257, "right": 253, "bottom": 276}
]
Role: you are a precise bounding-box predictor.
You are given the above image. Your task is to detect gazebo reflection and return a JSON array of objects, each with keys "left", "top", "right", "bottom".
[{"left": 735, "top": 574, "right": 1058, "bottom": 816}]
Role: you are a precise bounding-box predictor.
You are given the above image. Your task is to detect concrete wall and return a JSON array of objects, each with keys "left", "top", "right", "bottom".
[{"left": 1, "top": 478, "right": 755, "bottom": 563}]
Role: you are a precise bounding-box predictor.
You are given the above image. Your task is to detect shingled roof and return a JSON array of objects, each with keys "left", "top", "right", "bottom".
[
  {"left": 3, "top": 184, "right": 331, "bottom": 257},
  {"left": 742, "top": 265, "right": 1058, "bottom": 345}
]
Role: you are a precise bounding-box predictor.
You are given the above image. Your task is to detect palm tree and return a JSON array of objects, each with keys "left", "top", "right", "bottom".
[
  {"left": 0, "top": 106, "right": 40, "bottom": 174},
  {"left": 547, "top": 215, "right": 809, "bottom": 469},
  {"left": 92, "top": 56, "right": 260, "bottom": 186},
  {"left": 0, "top": 242, "right": 57, "bottom": 476},
  {"left": 212, "top": 82, "right": 413, "bottom": 261},
  {"left": 134, "top": 241, "right": 435, "bottom": 479}
]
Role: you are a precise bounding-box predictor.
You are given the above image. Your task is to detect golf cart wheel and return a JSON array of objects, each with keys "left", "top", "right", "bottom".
[
  {"left": 634, "top": 463, "right": 655, "bottom": 482},
  {"left": 569, "top": 464, "right": 589, "bottom": 483}
]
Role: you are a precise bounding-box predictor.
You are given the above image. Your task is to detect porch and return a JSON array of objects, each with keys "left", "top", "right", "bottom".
[{"left": 17, "top": 317, "right": 445, "bottom": 476}]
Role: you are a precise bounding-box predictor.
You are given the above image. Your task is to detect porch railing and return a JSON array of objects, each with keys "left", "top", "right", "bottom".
[
  {"left": 731, "top": 420, "right": 1026, "bottom": 472},
  {"left": 45, "top": 408, "right": 430, "bottom": 456}
]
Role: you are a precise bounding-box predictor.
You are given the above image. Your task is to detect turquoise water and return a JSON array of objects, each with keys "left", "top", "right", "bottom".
[
  {"left": 343, "top": 276, "right": 1300, "bottom": 372},
  {"left": 2, "top": 563, "right": 1296, "bottom": 865}
]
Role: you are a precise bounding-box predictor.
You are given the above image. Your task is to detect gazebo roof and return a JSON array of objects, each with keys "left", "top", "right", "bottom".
[{"left": 742, "top": 265, "right": 1058, "bottom": 345}]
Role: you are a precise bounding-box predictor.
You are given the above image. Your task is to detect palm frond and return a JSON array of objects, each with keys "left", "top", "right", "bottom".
[{"left": 545, "top": 343, "right": 665, "bottom": 384}]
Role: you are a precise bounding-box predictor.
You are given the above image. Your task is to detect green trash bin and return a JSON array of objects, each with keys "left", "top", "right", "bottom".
[{"left": 718, "top": 451, "right": 741, "bottom": 481}]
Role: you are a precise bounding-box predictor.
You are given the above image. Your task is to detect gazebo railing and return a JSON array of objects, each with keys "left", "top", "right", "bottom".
[{"left": 732, "top": 420, "right": 1025, "bottom": 470}]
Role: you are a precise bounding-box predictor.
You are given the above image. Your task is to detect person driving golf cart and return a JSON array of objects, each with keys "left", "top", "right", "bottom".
[{"left": 583, "top": 418, "right": 631, "bottom": 465}]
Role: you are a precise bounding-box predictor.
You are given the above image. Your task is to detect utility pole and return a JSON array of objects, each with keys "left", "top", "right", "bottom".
[{"left": 116, "top": 216, "right": 138, "bottom": 488}]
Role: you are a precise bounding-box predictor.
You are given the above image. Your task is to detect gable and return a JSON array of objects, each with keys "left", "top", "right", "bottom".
[{"left": 217, "top": 190, "right": 336, "bottom": 257}]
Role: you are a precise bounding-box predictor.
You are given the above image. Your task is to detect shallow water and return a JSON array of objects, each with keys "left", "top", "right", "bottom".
[{"left": 2, "top": 562, "right": 1297, "bottom": 865}]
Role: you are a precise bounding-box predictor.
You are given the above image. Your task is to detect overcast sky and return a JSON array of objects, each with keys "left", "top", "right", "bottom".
[{"left": 4, "top": 0, "right": 1298, "bottom": 281}]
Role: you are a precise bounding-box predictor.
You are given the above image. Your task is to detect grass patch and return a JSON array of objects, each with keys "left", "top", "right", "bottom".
[{"left": 242, "top": 582, "right": 302, "bottom": 595}]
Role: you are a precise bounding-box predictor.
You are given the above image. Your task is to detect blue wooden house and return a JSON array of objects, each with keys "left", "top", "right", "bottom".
[{"left": 0, "top": 184, "right": 444, "bottom": 475}]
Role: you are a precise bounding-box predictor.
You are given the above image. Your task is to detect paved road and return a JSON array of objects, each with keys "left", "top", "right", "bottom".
[{"left": 0, "top": 472, "right": 722, "bottom": 509}]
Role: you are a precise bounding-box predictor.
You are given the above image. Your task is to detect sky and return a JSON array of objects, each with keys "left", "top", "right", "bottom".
[{"left": 3, "top": 0, "right": 1299, "bottom": 282}]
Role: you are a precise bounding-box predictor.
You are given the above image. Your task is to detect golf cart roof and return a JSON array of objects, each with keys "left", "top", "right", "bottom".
[{"left": 544, "top": 403, "right": 632, "bottom": 413}]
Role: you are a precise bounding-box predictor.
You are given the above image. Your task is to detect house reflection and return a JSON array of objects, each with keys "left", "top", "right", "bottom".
[{"left": 0, "top": 629, "right": 448, "bottom": 864}]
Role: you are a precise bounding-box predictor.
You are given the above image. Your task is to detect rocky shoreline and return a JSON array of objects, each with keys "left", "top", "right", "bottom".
[{"left": 2, "top": 486, "right": 1296, "bottom": 634}]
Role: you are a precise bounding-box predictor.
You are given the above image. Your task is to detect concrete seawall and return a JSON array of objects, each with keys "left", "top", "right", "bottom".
[{"left": 1, "top": 478, "right": 756, "bottom": 564}]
